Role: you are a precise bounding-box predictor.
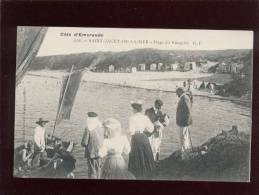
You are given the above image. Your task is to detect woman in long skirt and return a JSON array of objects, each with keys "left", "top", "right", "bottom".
[
  {"left": 128, "top": 100, "right": 156, "bottom": 179},
  {"left": 99, "top": 118, "right": 135, "bottom": 180}
]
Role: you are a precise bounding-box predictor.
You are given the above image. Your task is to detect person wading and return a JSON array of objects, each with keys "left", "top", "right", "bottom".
[
  {"left": 176, "top": 87, "right": 193, "bottom": 160},
  {"left": 81, "top": 112, "right": 104, "bottom": 179}
]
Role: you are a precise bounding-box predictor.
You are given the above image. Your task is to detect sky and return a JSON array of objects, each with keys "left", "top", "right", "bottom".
[{"left": 35, "top": 27, "right": 253, "bottom": 57}]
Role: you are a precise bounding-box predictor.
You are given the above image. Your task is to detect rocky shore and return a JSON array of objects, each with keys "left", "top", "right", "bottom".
[{"left": 154, "top": 127, "right": 250, "bottom": 182}]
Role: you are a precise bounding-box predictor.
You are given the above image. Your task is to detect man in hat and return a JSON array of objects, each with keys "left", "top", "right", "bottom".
[
  {"left": 145, "top": 99, "right": 169, "bottom": 161},
  {"left": 176, "top": 87, "right": 193, "bottom": 160},
  {"left": 34, "top": 118, "right": 49, "bottom": 152},
  {"left": 32, "top": 118, "right": 49, "bottom": 167},
  {"left": 81, "top": 112, "right": 104, "bottom": 179}
]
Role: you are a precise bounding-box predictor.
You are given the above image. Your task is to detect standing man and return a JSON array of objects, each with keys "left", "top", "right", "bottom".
[
  {"left": 33, "top": 118, "right": 49, "bottom": 167},
  {"left": 176, "top": 87, "right": 193, "bottom": 160},
  {"left": 145, "top": 99, "right": 169, "bottom": 161},
  {"left": 81, "top": 112, "right": 104, "bottom": 179},
  {"left": 34, "top": 118, "right": 49, "bottom": 152}
]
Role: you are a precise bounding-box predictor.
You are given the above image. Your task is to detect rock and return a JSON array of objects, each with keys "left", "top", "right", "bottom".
[{"left": 154, "top": 126, "right": 250, "bottom": 181}]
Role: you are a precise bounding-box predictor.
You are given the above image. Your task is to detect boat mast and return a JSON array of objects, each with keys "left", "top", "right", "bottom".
[
  {"left": 23, "top": 86, "right": 26, "bottom": 141},
  {"left": 52, "top": 65, "right": 74, "bottom": 136}
]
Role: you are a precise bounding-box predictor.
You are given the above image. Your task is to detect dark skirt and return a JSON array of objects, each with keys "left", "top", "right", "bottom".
[
  {"left": 128, "top": 133, "right": 155, "bottom": 179},
  {"left": 101, "top": 155, "right": 135, "bottom": 180}
]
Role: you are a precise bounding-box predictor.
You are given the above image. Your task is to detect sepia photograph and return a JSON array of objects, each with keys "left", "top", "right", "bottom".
[{"left": 14, "top": 26, "right": 253, "bottom": 181}]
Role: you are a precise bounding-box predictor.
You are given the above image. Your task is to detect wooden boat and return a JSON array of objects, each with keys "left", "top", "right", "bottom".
[
  {"left": 14, "top": 27, "right": 83, "bottom": 178},
  {"left": 14, "top": 136, "right": 76, "bottom": 178}
]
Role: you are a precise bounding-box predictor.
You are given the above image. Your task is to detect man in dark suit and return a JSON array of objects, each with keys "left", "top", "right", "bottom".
[
  {"left": 145, "top": 99, "right": 169, "bottom": 161},
  {"left": 176, "top": 87, "right": 193, "bottom": 160}
]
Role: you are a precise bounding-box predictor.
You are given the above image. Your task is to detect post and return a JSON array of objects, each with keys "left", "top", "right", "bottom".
[
  {"left": 23, "top": 86, "right": 26, "bottom": 141},
  {"left": 52, "top": 65, "right": 74, "bottom": 136}
]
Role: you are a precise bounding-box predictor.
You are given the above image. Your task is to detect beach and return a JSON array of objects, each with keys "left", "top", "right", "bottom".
[
  {"left": 15, "top": 70, "right": 251, "bottom": 179},
  {"left": 27, "top": 70, "right": 250, "bottom": 103}
]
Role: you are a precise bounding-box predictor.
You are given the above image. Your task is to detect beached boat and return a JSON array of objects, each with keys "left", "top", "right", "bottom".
[
  {"left": 14, "top": 136, "right": 76, "bottom": 178},
  {"left": 15, "top": 27, "right": 82, "bottom": 178}
]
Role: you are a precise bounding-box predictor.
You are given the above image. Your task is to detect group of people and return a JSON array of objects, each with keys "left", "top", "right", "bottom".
[
  {"left": 80, "top": 99, "right": 169, "bottom": 180},
  {"left": 81, "top": 87, "right": 193, "bottom": 180},
  {"left": 199, "top": 81, "right": 216, "bottom": 94},
  {"left": 18, "top": 85, "right": 193, "bottom": 180},
  {"left": 16, "top": 118, "right": 75, "bottom": 178}
]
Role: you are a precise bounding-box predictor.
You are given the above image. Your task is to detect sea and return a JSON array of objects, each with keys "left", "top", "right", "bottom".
[{"left": 14, "top": 74, "right": 251, "bottom": 178}]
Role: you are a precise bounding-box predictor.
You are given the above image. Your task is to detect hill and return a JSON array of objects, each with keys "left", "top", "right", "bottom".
[{"left": 31, "top": 48, "right": 252, "bottom": 71}]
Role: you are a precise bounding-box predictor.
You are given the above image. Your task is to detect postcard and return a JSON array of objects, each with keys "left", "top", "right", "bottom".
[{"left": 14, "top": 26, "right": 253, "bottom": 181}]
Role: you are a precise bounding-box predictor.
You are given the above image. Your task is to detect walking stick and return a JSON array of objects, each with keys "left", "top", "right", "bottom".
[{"left": 189, "top": 128, "right": 194, "bottom": 152}]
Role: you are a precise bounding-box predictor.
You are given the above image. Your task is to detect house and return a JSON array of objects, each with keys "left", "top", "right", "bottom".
[
  {"left": 170, "top": 63, "right": 179, "bottom": 71},
  {"left": 158, "top": 63, "right": 163, "bottom": 71},
  {"left": 217, "top": 62, "right": 230, "bottom": 73},
  {"left": 109, "top": 65, "right": 115, "bottom": 72},
  {"left": 139, "top": 64, "right": 146, "bottom": 71},
  {"left": 230, "top": 63, "right": 244, "bottom": 74},
  {"left": 185, "top": 62, "right": 197, "bottom": 71},
  {"left": 131, "top": 67, "right": 137, "bottom": 73},
  {"left": 150, "top": 63, "right": 157, "bottom": 71}
]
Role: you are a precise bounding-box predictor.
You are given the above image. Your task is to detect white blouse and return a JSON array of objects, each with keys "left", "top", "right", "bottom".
[
  {"left": 34, "top": 125, "right": 46, "bottom": 149},
  {"left": 129, "top": 113, "right": 154, "bottom": 135},
  {"left": 99, "top": 135, "right": 131, "bottom": 158}
]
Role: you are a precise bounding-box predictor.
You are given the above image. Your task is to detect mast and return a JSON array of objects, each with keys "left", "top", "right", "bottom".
[
  {"left": 23, "top": 86, "right": 26, "bottom": 141},
  {"left": 52, "top": 65, "right": 74, "bottom": 136}
]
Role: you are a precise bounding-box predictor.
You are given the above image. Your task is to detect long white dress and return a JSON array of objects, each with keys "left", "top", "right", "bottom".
[{"left": 99, "top": 135, "right": 135, "bottom": 179}]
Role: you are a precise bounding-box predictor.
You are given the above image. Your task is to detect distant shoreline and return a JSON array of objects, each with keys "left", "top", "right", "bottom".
[{"left": 26, "top": 71, "right": 251, "bottom": 105}]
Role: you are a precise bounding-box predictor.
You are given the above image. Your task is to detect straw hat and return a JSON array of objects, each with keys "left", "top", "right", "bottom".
[
  {"left": 35, "top": 118, "right": 49, "bottom": 125},
  {"left": 130, "top": 100, "right": 143, "bottom": 111},
  {"left": 87, "top": 112, "right": 98, "bottom": 117}
]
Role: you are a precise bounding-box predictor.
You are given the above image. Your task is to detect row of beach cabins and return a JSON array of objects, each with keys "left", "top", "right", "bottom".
[{"left": 101, "top": 61, "right": 244, "bottom": 75}]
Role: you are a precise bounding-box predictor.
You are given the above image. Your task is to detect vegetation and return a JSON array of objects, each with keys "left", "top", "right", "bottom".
[
  {"left": 31, "top": 49, "right": 251, "bottom": 71},
  {"left": 222, "top": 51, "right": 252, "bottom": 98}
]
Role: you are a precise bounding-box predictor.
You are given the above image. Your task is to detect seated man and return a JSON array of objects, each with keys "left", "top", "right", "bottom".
[
  {"left": 17, "top": 141, "right": 34, "bottom": 171},
  {"left": 52, "top": 140, "right": 76, "bottom": 178}
]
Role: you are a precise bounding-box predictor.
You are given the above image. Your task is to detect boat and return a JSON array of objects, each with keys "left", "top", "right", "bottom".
[
  {"left": 14, "top": 136, "right": 76, "bottom": 178},
  {"left": 14, "top": 27, "right": 82, "bottom": 178}
]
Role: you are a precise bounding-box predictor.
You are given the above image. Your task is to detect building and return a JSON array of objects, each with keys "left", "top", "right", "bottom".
[
  {"left": 158, "top": 63, "right": 163, "bottom": 71},
  {"left": 185, "top": 62, "right": 197, "bottom": 71},
  {"left": 230, "top": 63, "right": 244, "bottom": 74},
  {"left": 109, "top": 65, "right": 115, "bottom": 72},
  {"left": 217, "top": 62, "right": 230, "bottom": 73},
  {"left": 131, "top": 67, "right": 137, "bottom": 73},
  {"left": 170, "top": 63, "right": 179, "bottom": 71},
  {"left": 139, "top": 64, "right": 146, "bottom": 71},
  {"left": 150, "top": 63, "right": 157, "bottom": 71}
]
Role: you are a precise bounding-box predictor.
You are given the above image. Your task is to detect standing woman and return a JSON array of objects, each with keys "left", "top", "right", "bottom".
[
  {"left": 128, "top": 100, "right": 155, "bottom": 179},
  {"left": 99, "top": 118, "right": 135, "bottom": 180}
]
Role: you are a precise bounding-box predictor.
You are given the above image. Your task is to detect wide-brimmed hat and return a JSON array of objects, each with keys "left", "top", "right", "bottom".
[
  {"left": 130, "top": 100, "right": 143, "bottom": 111},
  {"left": 87, "top": 112, "right": 98, "bottom": 117},
  {"left": 36, "top": 118, "right": 49, "bottom": 125}
]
